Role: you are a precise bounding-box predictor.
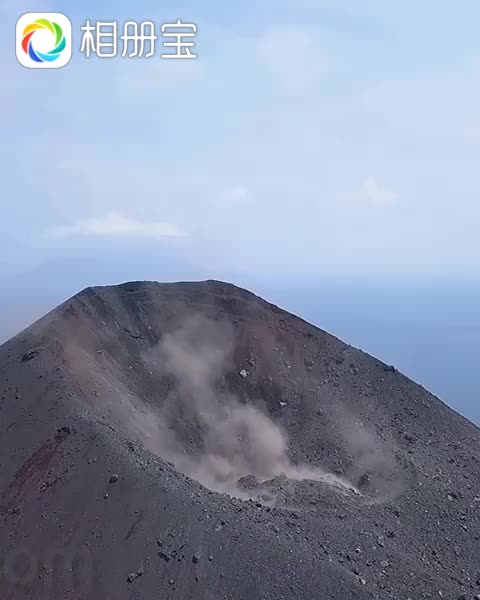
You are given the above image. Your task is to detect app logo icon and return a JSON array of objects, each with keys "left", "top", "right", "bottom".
[{"left": 16, "top": 13, "right": 72, "bottom": 68}]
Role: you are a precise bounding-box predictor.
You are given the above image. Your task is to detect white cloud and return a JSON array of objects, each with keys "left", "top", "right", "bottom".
[
  {"left": 216, "top": 185, "right": 255, "bottom": 206},
  {"left": 363, "top": 176, "right": 397, "bottom": 206},
  {"left": 50, "top": 212, "right": 187, "bottom": 240}
]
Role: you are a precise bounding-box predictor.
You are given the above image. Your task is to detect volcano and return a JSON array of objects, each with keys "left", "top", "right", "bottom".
[{"left": 0, "top": 280, "right": 479, "bottom": 599}]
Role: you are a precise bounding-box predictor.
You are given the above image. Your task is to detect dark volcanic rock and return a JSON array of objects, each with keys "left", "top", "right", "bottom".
[
  {"left": 0, "top": 279, "right": 479, "bottom": 600},
  {"left": 237, "top": 474, "right": 260, "bottom": 491}
]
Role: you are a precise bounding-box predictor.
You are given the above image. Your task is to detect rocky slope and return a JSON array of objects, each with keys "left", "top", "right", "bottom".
[{"left": 0, "top": 280, "right": 479, "bottom": 599}]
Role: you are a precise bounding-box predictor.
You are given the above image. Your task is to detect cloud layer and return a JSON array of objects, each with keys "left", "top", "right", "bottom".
[
  {"left": 50, "top": 212, "right": 186, "bottom": 240},
  {"left": 363, "top": 177, "right": 397, "bottom": 206}
]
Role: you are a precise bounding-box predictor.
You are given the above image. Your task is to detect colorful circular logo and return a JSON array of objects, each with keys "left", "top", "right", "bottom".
[{"left": 21, "top": 17, "right": 66, "bottom": 63}]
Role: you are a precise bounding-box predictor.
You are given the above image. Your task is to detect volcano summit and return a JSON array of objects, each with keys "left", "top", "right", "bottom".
[{"left": 0, "top": 280, "right": 479, "bottom": 599}]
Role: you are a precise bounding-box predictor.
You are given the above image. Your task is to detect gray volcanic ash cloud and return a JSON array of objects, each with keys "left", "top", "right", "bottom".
[{"left": 138, "top": 315, "right": 356, "bottom": 499}]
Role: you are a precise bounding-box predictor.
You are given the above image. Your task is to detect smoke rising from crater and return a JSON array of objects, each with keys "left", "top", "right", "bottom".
[{"left": 138, "top": 315, "right": 355, "bottom": 499}]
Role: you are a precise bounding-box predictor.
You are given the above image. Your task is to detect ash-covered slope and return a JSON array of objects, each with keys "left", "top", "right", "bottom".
[{"left": 0, "top": 280, "right": 479, "bottom": 600}]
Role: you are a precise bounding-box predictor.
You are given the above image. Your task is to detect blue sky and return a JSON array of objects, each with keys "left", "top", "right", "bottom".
[
  {"left": 1, "top": 2, "right": 480, "bottom": 420},
  {"left": 3, "top": 0, "right": 480, "bottom": 282}
]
